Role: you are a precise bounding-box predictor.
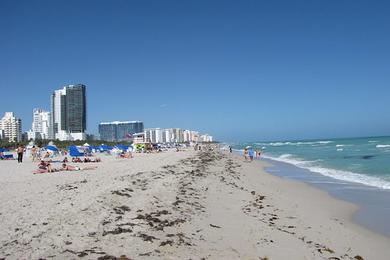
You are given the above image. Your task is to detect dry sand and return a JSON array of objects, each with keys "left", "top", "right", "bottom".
[{"left": 0, "top": 147, "right": 389, "bottom": 259}]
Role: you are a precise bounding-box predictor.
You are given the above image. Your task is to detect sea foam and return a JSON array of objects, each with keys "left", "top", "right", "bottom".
[
  {"left": 376, "top": 145, "right": 390, "bottom": 148},
  {"left": 264, "top": 140, "right": 333, "bottom": 146},
  {"left": 263, "top": 154, "right": 390, "bottom": 190}
]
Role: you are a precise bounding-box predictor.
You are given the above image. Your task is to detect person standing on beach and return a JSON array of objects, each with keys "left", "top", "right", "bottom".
[
  {"left": 31, "top": 146, "right": 37, "bottom": 162},
  {"left": 229, "top": 146, "right": 232, "bottom": 153},
  {"left": 243, "top": 148, "right": 248, "bottom": 161},
  {"left": 17, "top": 145, "right": 24, "bottom": 163},
  {"left": 248, "top": 148, "right": 254, "bottom": 161}
]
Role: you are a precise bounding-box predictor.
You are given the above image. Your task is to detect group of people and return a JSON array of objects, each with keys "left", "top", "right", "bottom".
[
  {"left": 69, "top": 157, "right": 102, "bottom": 163},
  {"left": 13, "top": 145, "right": 52, "bottom": 163},
  {"left": 118, "top": 151, "right": 133, "bottom": 158},
  {"left": 226, "top": 145, "right": 262, "bottom": 162},
  {"left": 34, "top": 158, "right": 98, "bottom": 174},
  {"left": 243, "top": 147, "right": 262, "bottom": 162},
  {"left": 194, "top": 144, "right": 203, "bottom": 151}
]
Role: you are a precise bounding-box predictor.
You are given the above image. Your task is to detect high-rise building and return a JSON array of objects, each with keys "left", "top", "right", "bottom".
[
  {"left": 171, "top": 128, "right": 184, "bottom": 143},
  {"left": 51, "top": 84, "right": 87, "bottom": 141},
  {"left": 28, "top": 108, "right": 53, "bottom": 140},
  {"left": 99, "top": 121, "right": 144, "bottom": 141},
  {"left": 0, "top": 112, "right": 22, "bottom": 142},
  {"left": 163, "top": 129, "right": 172, "bottom": 143},
  {"left": 183, "top": 130, "right": 191, "bottom": 142}
]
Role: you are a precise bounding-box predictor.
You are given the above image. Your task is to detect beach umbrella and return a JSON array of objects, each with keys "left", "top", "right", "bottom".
[
  {"left": 46, "top": 145, "right": 59, "bottom": 152},
  {"left": 68, "top": 145, "right": 85, "bottom": 157}
]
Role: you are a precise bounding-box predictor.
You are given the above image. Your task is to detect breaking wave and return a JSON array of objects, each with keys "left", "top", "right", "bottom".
[{"left": 263, "top": 154, "right": 390, "bottom": 190}]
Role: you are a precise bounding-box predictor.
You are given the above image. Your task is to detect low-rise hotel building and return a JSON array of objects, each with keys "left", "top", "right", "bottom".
[{"left": 99, "top": 121, "right": 144, "bottom": 141}]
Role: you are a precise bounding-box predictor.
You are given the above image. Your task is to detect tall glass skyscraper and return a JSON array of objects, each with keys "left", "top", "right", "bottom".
[
  {"left": 99, "top": 121, "right": 144, "bottom": 141},
  {"left": 51, "top": 84, "right": 87, "bottom": 140}
]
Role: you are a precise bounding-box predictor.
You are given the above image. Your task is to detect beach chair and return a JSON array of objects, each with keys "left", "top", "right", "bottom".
[{"left": 69, "top": 146, "right": 85, "bottom": 157}]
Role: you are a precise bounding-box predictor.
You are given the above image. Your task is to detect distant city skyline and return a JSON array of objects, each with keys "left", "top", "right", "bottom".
[{"left": 1, "top": 1, "right": 389, "bottom": 142}]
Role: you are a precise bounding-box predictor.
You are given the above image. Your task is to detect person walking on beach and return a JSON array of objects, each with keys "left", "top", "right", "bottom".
[
  {"left": 243, "top": 148, "right": 248, "bottom": 161},
  {"left": 31, "top": 146, "right": 38, "bottom": 162},
  {"left": 248, "top": 148, "right": 254, "bottom": 162},
  {"left": 17, "top": 145, "right": 24, "bottom": 163},
  {"left": 229, "top": 146, "right": 232, "bottom": 153}
]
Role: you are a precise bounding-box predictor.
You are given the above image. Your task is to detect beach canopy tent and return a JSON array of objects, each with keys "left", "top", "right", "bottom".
[
  {"left": 88, "top": 146, "right": 99, "bottom": 152},
  {"left": 115, "top": 144, "right": 130, "bottom": 151},
  {"left": 0, "top": 148, "right": 14, "bottom": 159},
  {"left": 80, "top": 145, "right": 92, "bottom": 153},
  {"left": 46, "top": 145, "right": 59, "bottom": 152},
  {"left": 68, "top": 145, "right": 85, "bottom": 157},
  {"left": 99, "top": 144, "right": 113, "bottom": 152},
  {"left": 44, "top": 145, "right": 59, "bottom": 157}
]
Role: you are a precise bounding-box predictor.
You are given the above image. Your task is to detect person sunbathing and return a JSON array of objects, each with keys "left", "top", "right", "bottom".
[
  {"left": 39, "top": 160, "right": 53, "bottom": 172},
  {"left": 62, "top": 157, "right": 69, "bottom": 163},
  {"left": 62, "top": 163, "right": 81, "bottom": 171},
  {"left": 80, "top": 157, "right": 101, "bottom": 162},
  {"left": 61, "top": 163, "right": 97, "bottom": 171},
  {"left": 33, "top": 160, "right": 60, "bottom": 174},
  {"left": 119, "top": 152, "right": 132, "bottom": 159},
  {"left": 72, "top": 157, "right": 82, "bottom": 163}
]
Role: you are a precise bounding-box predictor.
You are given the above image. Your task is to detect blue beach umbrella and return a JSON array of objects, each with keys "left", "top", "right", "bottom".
[{"left": 46, "top": 145, "right": 59, "bottom": 152}]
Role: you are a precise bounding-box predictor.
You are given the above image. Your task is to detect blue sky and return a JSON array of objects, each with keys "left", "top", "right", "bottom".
[{"left": 1, "top": 0, "right": 389, "bottom": 141}]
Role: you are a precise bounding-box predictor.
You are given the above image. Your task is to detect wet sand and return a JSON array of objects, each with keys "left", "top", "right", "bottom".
[{"left": 0, "top": 148, "right": 389, "bottom": 259}]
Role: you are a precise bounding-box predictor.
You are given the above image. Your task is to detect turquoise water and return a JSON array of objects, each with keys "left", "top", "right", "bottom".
[{"left": 235, "top": 136, "right": 390, "bottom": 189}]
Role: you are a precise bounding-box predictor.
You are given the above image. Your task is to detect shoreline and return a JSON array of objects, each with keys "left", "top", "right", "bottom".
[
  {"left": 261, "top": 156, "right": 390, "bottom": 238},
  {"left": 0, "top": 148, "right": 389, "bottom": 259}
]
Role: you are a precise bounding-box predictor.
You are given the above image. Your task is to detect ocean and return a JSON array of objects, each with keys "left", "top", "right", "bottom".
[{"left": 235, "top": 136, "right": 390, "bottom": 190}]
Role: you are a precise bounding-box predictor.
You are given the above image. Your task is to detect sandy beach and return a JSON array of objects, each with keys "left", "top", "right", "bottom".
[{"left": 0, "top": 147, "right": 389, "bottom": 259}]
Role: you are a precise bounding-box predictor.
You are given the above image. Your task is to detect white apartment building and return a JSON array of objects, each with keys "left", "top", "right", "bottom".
[
  {"left": 0, "top": 112, "right": 22, "bottom": 142},
  {"left": 183, "top": 130, "right": 191, "bottom": 142},
  {"left": 190, "top": 131, "right": 200, "bottom": 142},
  {"left": 172, "top": 128, "right": 184, "bottom": 143},
  {"left": 200, "top": 134, "right": 213, "bottom": 142},
  {"left": 163, "top": 129, "right": 172, "bottom": 143},
  {"left": 143, "top": 128, "right": 214, "bottom": 144},
  {"left": 144, "top": 128, "right": 163, "bottom": 143},
  {"left": 28, "top": 109, "right": 53, "bottom": 140}
]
